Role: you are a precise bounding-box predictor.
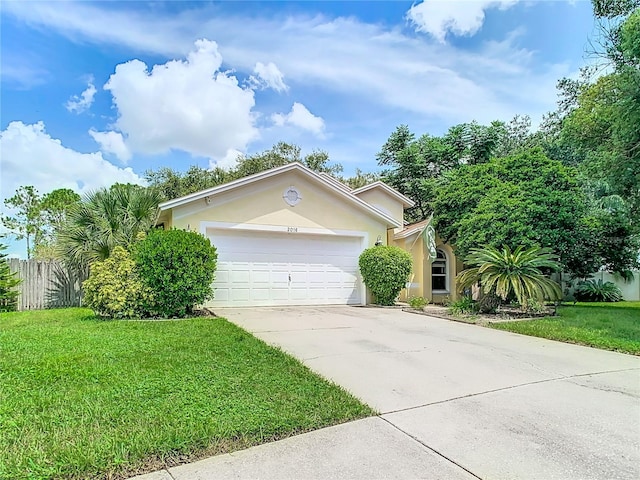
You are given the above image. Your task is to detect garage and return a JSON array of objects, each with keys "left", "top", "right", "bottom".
[{"left": 208, "top": 228, "right": 364, "bottom": 307}]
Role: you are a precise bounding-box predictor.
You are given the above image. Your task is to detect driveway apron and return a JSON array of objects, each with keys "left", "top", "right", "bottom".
[{"left": 215, "top": 306, "right": 640, "bottom": 480}]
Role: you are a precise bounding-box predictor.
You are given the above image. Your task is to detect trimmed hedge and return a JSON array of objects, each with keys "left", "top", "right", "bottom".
[
  {"left": 359, "top": 245, "right": 412, "bottom": 305},
  {"left": 134, "top": 229, "right": 218, "bottom": 317}
]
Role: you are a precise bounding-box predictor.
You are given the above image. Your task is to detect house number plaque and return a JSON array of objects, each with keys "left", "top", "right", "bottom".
[{"left": 287, "top": 227, "right": 298, "bottom": 233}]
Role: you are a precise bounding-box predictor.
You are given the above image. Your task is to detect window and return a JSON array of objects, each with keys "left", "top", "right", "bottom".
[{"left": 432, "top": 249, "right": 448, "bottom": 292}]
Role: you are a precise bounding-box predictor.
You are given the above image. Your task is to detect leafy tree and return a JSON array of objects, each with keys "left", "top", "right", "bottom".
[
  {"left": 342, "top": 169, "right": 380, "bottom": 189},
  {"left": 58, "top": 184, "right": 161, "bottom": 267},
  {"left": 233, "top": 142, "right": 342, "bottom": 178},
  {"left": 1, "top": 186, "right": 43, "bottom": 259},
  {"left": 145, "top": 165, "right": 229, "bottom": 201},
  {"left": 457, "top": 245, "right": 563, "bottom": 308},
  {"left": 145, "top": 142, "right": 343, "bottom": 201},
  {"left": 432, "top": 148, "right": 636, "bottom": 277},
  {"left": 0, "top": 243, "right": 21, "bottom": 312},
  {"left": 377, "top": 121, "right": 513, "bottom": 222}
]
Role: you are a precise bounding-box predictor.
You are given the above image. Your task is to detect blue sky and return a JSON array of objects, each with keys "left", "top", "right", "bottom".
[{"left": 1, "top": 0, "right": 596, "bottom": 256}]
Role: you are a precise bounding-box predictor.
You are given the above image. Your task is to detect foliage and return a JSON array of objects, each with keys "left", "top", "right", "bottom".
[
  {"left": 145, "top": 165, "right": 230, "bottom": 201},
  {"left": 491, "top": 301, "right": 640, "bottom": 354},
  {"left": 0, "top": 187, "right": 80, "bottom": 259},
  {"left": 457, "top": 245, "right": 563, "bottom": 308},
  {"left": 477, "top": 293, "right": 501, "bottom": 314},
  {"left": 134, "top": 229, "right": 218, "bottom": 317},
  {"left": 377, "top": 118, "right": 553, "bottom": 222},
  {"left": 82, "top": 246, "right": 152, "bottom": 318},
  {"left": 1, "top": 186, "right": 43, "bottom": 259},
  {"left": 409, "top": 296, "right": 429, "bottom": 309},
  {"left": 521, "top": 298, "right": 547, "bottom": 315},
  {"left": 58, "top": 183, "right": 161, "bottom": 268},
  {"left": 358, "top": 245, "right": 412, "bottom": 305},
  {"left": 342, "top": 168, "right": 381, "bottom": 189},
  {"left": 145, "top": 142, "right": 344, "bottom": 201},
  {"left": 575, "top": 279, "right": 624, "bottom": 302},
  {"left": 0, "top": 308, "right": 373, "bottom": 480},
  {"left": 432, "top": 148, "right": 634, "bottom": 277},
  {"left": 0, "top": 244, "right": 21, "bottom": 312},
  {"left": 447, "top": 296, "right": 478, "bottom": 316}
]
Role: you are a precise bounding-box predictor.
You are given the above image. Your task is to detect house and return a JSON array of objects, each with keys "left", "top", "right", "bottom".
[{"left": 156, "top": 162, "right": 462, "bottom": 307}]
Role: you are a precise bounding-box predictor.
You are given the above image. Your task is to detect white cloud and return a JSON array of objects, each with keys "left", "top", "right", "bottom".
[
  {"left": 103, "top": 39, "right": 258, "bottom": 163},
  {"left": 0, "top": 121, "right": 143, "bottom": 203},
  {"left": 89, "top": 129, "right": 132, "bottom": 163},
  {"left": 3, "top": 2, "right": 569, "bottom": 149},
  {"left": 272, "top": 103, "right": 325, "bottom": 137},
  {"left": 210, "top": 148, "right": 243, "bottom": 170},
  {"left": 250, "top": 62, "right": 288, "bottom": 92},
  {"left": 66, "top": 79, "right": 97, "bottom": 113},
  {"left": 407, "top": 0, "right": 519, "bottom": 43}
]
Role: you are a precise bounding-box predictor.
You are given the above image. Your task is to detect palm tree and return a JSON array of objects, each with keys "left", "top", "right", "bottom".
[
  {"left": 57, "top": 184, "right": 161, "bottom": 268},
  {"left": 457, "top": 245, "right": 562, "bottom": 307}
]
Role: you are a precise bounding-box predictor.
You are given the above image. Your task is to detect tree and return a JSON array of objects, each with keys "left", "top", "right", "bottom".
[
  {"left": 233, "top": 142, "right": 342, "bottom": 179},
  {"left": 457, "top": 245, "right": 563, "bottom": 307},
  {"left": 58, "top": 184, "right": 161, "bottom": 268},
  {"left": 432, "top": 148, "right": 636, "bottom": 277},
  {"left": 145, "top": 165, "right": 229, "bottom": 201},
  {"left": 1, "top": 186, "right": 43, "bottom": 259},
  {"left": 145, "top": 142, "right": 344, "bottom": 201},
  {"left": 0, "top": 243, "right": 21, "bottom": 312},
  {"left": 342, "top": 169, "right": 380, "bottom": 189},
  {"left": 377, "top": 122, "right": 511, "bottom": 222}
]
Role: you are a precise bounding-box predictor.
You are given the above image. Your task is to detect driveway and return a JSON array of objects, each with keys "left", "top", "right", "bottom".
[{"left": 215, "top": 306, "right": 640, "bottom": 479}]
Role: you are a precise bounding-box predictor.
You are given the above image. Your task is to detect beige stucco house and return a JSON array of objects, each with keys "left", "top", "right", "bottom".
[{"left": 157, "top": 162, "right": 461, "bottom": 307}]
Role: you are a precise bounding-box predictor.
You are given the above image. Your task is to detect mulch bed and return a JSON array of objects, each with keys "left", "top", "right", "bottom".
[{"left": 403, "top": 304, "right": 555, "bottom": 325}]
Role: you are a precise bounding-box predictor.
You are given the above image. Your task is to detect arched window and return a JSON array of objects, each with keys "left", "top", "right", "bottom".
[{"left": 432, "top": 249, "right": 448, "bottom": 292}]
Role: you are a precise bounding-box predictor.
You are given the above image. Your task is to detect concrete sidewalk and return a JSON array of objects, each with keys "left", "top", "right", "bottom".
[{"left": 133, "top": 306, "right": 640, "bottom": 479}]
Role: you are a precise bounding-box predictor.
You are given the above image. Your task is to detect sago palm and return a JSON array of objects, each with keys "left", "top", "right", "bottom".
[{"left": 457, "top": 245, "right": 562, "bottom": 306}]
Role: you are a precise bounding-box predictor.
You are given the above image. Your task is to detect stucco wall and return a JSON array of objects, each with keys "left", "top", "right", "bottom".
[
  {"left": 353, "top": 188, "right": 405, "bottom": 225},
  {"left": 395, "top": 232, "right": 461, "bottom": 304},
  {"left": 168, "top": 171, "right": 391, "bottom": 244}
]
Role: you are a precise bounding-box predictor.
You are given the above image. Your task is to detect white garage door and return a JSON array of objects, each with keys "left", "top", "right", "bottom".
[{"left": 208, "top": 229, "right": 363, "bottom": 307}]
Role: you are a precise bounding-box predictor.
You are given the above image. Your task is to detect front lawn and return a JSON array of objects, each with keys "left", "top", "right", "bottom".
[
  {"left": 490, "top": 302, "right": 640, "bottom": 355},
  {"left": 0, "top": 309, "right": 374, "bottom": 479}
]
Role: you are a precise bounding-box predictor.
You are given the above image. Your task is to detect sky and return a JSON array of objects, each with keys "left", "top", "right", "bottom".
[{"left": 1, "top": 0, "right": 597, "bottom": 257}]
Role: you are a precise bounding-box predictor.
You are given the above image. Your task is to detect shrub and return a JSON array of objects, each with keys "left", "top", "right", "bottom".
[
  {"left": 82, "top": 246, "right": 151, "bottom": 318},
  {"left": 359, "top": 245, "right": 412, "bottom": 306},
  {"left": 134, "top": 229, "right": 218, "bottom": 317},
  {"left": 0, "top": 244, "right": 21, "bottom": 312},
  {"left": 409, "top": 296, "right": 429, "bottom": 309},
  {"left": 457, "top": 245, "right": 563, "bottom": 305},
  {"left": 575, "top": 279, "right": 623, "bottom": 302},
  {"left": 477, "top": 293, "right": 501, "bottom": 314},
  {"left": 521, "top": 297, "right": 547, "bottom": 314},
  {"left": 448, "top": 296, "right": 479, "bottom": 316}
]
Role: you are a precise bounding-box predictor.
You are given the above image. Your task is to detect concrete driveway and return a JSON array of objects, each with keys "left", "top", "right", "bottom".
[{"left": 136, "top": 306, "right": 640, "bottom": 480}]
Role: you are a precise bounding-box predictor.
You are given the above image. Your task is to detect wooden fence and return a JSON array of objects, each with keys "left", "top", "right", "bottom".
[{"left": 7, "top": 259, "right": 85, "bottom": 311}]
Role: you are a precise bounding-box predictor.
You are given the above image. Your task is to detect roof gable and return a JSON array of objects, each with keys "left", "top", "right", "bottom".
[
  {"left": 159, "top": 163, "right": 401, "bottom": 227},
  {"left": 352, "top": 181, "right": 415, "bottom": 208}
]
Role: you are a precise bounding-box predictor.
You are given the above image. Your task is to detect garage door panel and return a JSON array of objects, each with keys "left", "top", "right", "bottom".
[{"left": 208, "top": 229, "right": 363, "bottom": 307}]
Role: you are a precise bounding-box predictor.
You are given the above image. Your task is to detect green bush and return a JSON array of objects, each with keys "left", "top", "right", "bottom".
[
  {"left": 575, "top": 279, "right": 623, "bottom": 302},
  {"left": 0, "top": 244, "right": 21, "bottom": 312},
  {"left": 409, "top": 296, "right": 429, "bottom": 309},
  {"left": 448, "top": 296, "right": 478, "bottom": 316},
  {"left": 134, "top": 229, "right": 218, "bottom": 317},
  {"left": 82, "top": 246, "right": 151, "bottom": 318},
  {"left": 359, "top": 245, "right": 412, "bottom": 306},
  {"left": 521, "top": 297, "right": 547, "bottom": 314}
]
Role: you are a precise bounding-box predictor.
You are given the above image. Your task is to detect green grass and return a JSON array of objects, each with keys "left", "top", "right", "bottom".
[
  {"left": 490, "top": 301, "right": 640, "bottom": 355},
  {"left": 0, "top": 309, "right": 374, "bottom": 480}
]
